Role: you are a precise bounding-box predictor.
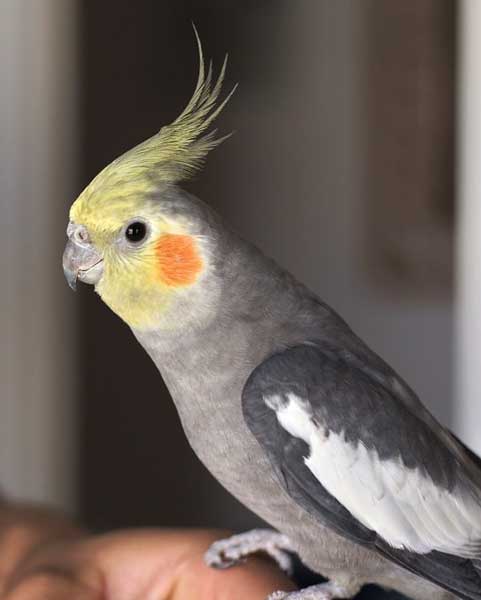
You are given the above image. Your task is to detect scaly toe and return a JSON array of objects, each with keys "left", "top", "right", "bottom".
[
  {"left": 204, "top": 541, "right": 246, "bottom": 569},
  {"left": 266, "top": 581, "right": 358, "bottom": 600},
  {"left": 267, "top": 592, "right": 290, "bottom": 600},
  {"left": 204, "top": 529, "right": 294, "bottom": 573}
]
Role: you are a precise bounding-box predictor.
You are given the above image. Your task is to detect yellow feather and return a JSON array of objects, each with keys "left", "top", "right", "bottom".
[
  {"left": 71, "top": 29, "right": 236, "bottom": 224},
  {"left": 68, "top": 29, "right": 230, "bottom": 330}
]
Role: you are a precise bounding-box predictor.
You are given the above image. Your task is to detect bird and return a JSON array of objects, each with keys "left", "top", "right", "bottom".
[{"left": 63, "top": 33, "right": 481, "bottom": 600}]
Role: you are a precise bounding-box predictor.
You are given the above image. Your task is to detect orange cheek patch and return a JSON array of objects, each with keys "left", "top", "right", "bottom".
[{"left": 155, "top": 233, "right": 203, "bottom": 286}]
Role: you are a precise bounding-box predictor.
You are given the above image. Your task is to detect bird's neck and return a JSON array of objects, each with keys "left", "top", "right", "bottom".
[{"left": 133, "top": 239, "right": 298, "bottom": 397}]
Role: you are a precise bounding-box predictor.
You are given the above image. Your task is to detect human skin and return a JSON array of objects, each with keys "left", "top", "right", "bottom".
[{"left": 0, "top": 501, "right": 297, "bottom": 600}]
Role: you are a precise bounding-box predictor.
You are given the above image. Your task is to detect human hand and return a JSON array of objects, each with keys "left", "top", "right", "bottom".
[{"left": 0, "top": 504, "right": 296, "bottom": 599}]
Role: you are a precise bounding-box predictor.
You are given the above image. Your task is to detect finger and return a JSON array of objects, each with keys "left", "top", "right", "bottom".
[
  {"left": 0, "top": 503, "right": 85, "bottom": 593},
  {"left": 3, "top": 540, "right": 103, "bottom": 600},
  {"left": 3, "top": 571, "right": 97, "bottom": 600},
  {"left": 172, "top": 536, "right": 297, "bottom": 600},
  {"left": 74, "top": 528, "right": 215, "bottom": 599},
  {"left": 76, "top": 529, "right": 297, "bottom": 600}
]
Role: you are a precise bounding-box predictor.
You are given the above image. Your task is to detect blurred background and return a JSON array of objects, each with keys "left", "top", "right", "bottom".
[{"left": 1, "top": 0, "right": 480, "bottom": 590}]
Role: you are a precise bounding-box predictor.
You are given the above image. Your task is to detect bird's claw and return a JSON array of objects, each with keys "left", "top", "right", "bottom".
[
  {"left": 205, "top": 547, "right": 247, "bottom": 569},
  {"left": 268, "top": 593, "right": 290, "bottom": 600},
  {"left": 204, "top": 528, "right": 294, "bottom": 575},
  {"left": 267, "top": 581, "right": 359, "bottom": 600}
]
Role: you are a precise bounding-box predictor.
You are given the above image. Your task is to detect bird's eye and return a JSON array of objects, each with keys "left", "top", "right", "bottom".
[{"left": 125, "top": 221, "right": 147, "bottom": 243}]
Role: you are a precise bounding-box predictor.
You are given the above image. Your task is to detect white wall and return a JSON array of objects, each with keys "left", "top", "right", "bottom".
[
  {"left": 0, "top": 0, "right": 78, "bottom": 509},
  {"left": 455, "top": 0, "right": 481, "bottom": 453}
]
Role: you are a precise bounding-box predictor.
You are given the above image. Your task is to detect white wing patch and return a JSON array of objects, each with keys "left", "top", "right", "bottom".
[{"left": 266, "top": 393, "right": 481, "bottom": 556}]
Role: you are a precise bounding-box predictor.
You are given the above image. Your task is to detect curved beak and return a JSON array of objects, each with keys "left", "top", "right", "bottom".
[{"left": 62, "top": 227, "right": 104, "bottom": 291}]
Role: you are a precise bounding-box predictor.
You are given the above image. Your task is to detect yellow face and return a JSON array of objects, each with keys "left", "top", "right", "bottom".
[
  {"left": 63, "top": 33, "right": 234, "bottom": 331},
  {"left": 67, "top": 182, "right": 205, "bottom": 330}
]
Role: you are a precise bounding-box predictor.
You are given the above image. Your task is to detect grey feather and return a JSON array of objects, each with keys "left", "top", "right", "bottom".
[
  {"left": 242, "top": 343, "right": 481, "bottom": 600},
  {"left": 126, "top": 187, "right": 481, "bottom": 600}
]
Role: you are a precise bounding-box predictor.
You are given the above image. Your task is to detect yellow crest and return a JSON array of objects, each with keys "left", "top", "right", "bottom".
[
  {"left": 72, "top": 28, "right": 236, "bottom": 225},
  {"left": 119, "top": 27, "right": 237, "bottom": 183}
]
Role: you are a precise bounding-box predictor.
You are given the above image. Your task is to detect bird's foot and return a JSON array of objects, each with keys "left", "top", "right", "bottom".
[
  {"left": 204, "top": 528, "right": 294, "bottom": 574},
  {"left": 267, "top": 581, "right": 359, "bottom": 600}
]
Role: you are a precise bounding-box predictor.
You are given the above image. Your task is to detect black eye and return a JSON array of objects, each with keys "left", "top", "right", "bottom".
[{"left": 126, "top": 221, "right": 147, "bottom": 243}]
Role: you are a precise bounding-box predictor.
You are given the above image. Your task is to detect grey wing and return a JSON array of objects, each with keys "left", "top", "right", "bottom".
[{"left": 242, "top": 343, "right": 481, "bottom": 600}]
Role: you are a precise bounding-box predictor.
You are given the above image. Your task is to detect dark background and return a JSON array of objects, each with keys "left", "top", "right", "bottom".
[
  {"left": 78, "top": 0, "right": 285, "bottom": 533},
  {"left": 76, "top": 2, "right": 455, "bottom": 597}
]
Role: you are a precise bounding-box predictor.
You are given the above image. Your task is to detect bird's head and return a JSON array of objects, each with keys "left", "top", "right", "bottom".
[{"left": 63, "top": 35, "right": 236, "bottom": 332}]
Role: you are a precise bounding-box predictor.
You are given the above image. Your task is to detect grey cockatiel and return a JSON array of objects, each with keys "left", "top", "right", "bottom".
[{"left": 62, "top": 37, "right": 481, "bottom": 600}]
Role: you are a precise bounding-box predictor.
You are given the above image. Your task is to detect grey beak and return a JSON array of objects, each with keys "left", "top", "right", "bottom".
[
  {"left": 62, "top": 235, "right": 104, "bottom": 291},
  {"left": 63, "top": 239, "right": 80, "bottom": 291}
]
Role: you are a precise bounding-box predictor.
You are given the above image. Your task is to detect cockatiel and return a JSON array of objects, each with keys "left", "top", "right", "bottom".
[{"left": 63, "top": 36, "right": 481, "bottom": 600}]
